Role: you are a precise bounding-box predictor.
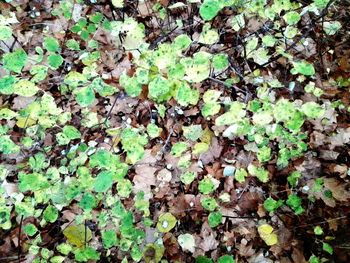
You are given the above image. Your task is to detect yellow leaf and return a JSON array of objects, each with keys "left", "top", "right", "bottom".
[
  {"left": 200, "top": 127, "right": 214, "bottom": 145},
  {"left": 16, "top": 116, "right": 36, "bottom": 128},
  {"left": 63, "top": 225, "right": 92, "bottom": 247},
  {"left": 258, "top": 224, "right": 278, "bottom": 246},
  {"left": 258, "top": 224, "right": 273, "bottom": 235},
  {"left": 156, "top": 213, "right": 177, "bottom": 233}
]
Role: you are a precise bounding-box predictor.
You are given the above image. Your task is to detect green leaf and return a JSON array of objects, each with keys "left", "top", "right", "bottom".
[
  {"left": 257, "top": 146, "right": 271, "bottom": 163},
  {"left": 0, "top": 135, "right": 20, "bottom": 154},
  {"left": 234, "top": 168, "right": 248, "bottom": 183},
  {"left": 251, "top": 48, "right": 270, "bottom": 65},
  {"left": 64, "top": 71, "right": 88, "bottom": 88},
  {"left": 43, "top": 36, "right": 60, "bottom": 52},
  {"left": 217, "top": 255, "right": 235, "bottom": 263},
  {"left": 287, "top": 171, "right": 301, "bottom": 187},
  {"left": 57, "top": 243, "right": 72, "bottom": 255},
  {"left": 117, "top": 179, "right": 132, "bottom": 198},
  {"left": 283, "top": 11, "right": 301, "bottom": 25},
  {"left": 148, "top": 75, "right": 171, "bottom": 102},
  {"left": 301, "top": 102, "right": 325, "bottom": 119},
  {"left": 79, "top": 193, "right": 96, "bottom": 210},
  {"left": 200, "top": 197, "right": 218, "bottom": 211},
  {"left": 24, "top": 223, "right": 38, "bottom": 236},
  {"left": 91, "top": 78, "right": 117, "bottom": 96},
  {"left": 156, "top": 212, "right": 177, "bottom": 232},
  {"left": 29, "top": 152, "right": 49, "bottom": 171},
  {"left": 171, "top": 142, "right": 188, "bottom": 157},
  {"left": 94, "top": 171, "right": 114, "bottom": 192},
  {"left": 66, "top": 39, "right": 81, "bottom": 50},
  {"left": 208, "top": 211, "right": 222, "bottom": 228},
  {"left": 248, "top": 164, "right": 269, "bottom": 183},
  {"left": 48, "top": 54, "right": 64, "bottom": 69},
  {"left": 175, "top": 82, "right": 199, "bottom": 107},
  {"left": 0, "top": 75, "right": 16, "bottom": 94},
  {"left": 13, "top": 80, "right": 39, "bottom": 97},
  {"left": 63, "top": 125, "right": 81, "bottom": 140},
  {"left": 291, "top": 61, "right": 315, "bottom": 76},
  {"left": 0, "top": 25, "right": 13, "bottom": 41},
  {"left": 183, "top": 125, "right": 203, "bottom": 141},
  {"left": 198, "top": 176, "right": 216, "bottom": 194},
  {"left": 286, "top": 194, "right": 304, "bottom": 215},
  {"left": 198, "top": 24, "right": 219, "bottom": 44},
  {"left": 196, "top": 256, "right": 213, "bottom": 263},
  {"left": 50, "top": 256, "right": 65, "bottom": 263},
  {"left": 119, "top": 74, "right": 142, "bottom": 97},
  {"left": 74, "top": 247, "right": 100, "bottom": 262},
  {"left": 199, "top": 0, "right": 221, "bottom": 21},
  {"left": 147, "top": 123, "right": 162, "bottom": 139},
  {"left": 89, "top": 12, "right": 104, "bottom": 24},
  {"left": 202, "top": 102, "right": 221, "bottom": 118},
  {"left": 89, "top": 149, "right": 123, "bottom": 171},
  {"left": 30, "top": 65, "right": 48, "bottom": 82},
  {"left": 63, "top": 225, "right": 92, "bottom": 247},
  {"left": 18, "top": 172, "right": 48, "bottom": 192},
  {"left": 322, "top": 242, "right": 333, "bottom": 254},
  {"left": 309, "top": 255, "right": 321, "bottom": 263},
  {"left": 212, "top": 54, "right": 229, "bottom": 70},
  {"left": 262, "top": 35, "right": 277, "bottom": 47},
  {"left": 75, "top": 86, "right": 95, "bottom": 107},
  {"left": 314, "top": 226, "right": 323, "bottom": 235},
  {"left": 173, "top": 34, "right": 192, "bottom": 50},
  {"left": 43, "top": 205, "right": 59, "bottom": 223},
  {"left": 180, "top": 171, "right": 196, "bottom": 185},
  {"left": 102, "top": 230, "right": 118, "bottom": 249},
  {"left": 264, "top": 197, "right": 283, "bottom": 212},
  {"left": 0, "top": 108, "right": 18, "bottom": 120},
  {"left": 2, "top": 49, "right": 27, "bottom": 73}
]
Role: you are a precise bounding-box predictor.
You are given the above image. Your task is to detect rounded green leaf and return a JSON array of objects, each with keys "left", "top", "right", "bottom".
[
  {"left": 75, "top": 86, "right": 95, "bottom": 107},
  {"left": 291, "top": 61, "right": 315, "bottom": 76},
  {"left": 94, "top": 171, "right": 114, "bottom": 192},
  {"left": 218, "top": 255, "right": 235, "bottom": 263},
  {"left": 43, "top": 205, "right": 59, "bottom": 223},
  {"left": 199, "top": 0, "right": 221, "bottom": 21},
  {"left": 0, "top": 25, "right": 13, "bottom": 41},
  {"left": 43, "top": 36, "right": 60, "bottom": 52},
  {"left": 63, "top": 125, "right": 81, "bottom": 140},
  {"left": 0, "top": 75, "right": 16, "bottom": 95},
  {"left": 102, "top": 230, "right": 118, "bottom": 249},
  {"left": 48, "top": 54, "right": 64, "bottom": 69},
  {"left": 208, "top": 211, "right": 222, "bottom": 228},
  {"left": 301, "top": 102, "right": 325, "bottom": 119},
  {"left": 283, "top": 11, "right": 301, "bottom": 25},
  {"left": 2, "top": 49, "right": 28, "bottom": 73},
  {"left": 148, "top": 75, "right": 171, "bottom": 102},
  {"left": 117, "top": 179, "right": 132, "bottom": 198},
  {"left": 200, "top": 197, "right": 218, "bottom": 211},
  {"left": 24, "top": 223, "right": 38, "bottom": 236}
]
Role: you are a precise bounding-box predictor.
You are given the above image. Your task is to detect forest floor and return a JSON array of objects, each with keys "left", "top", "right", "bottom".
[{"left": 0, "top": 0, "right": 350, "bottom": 263}]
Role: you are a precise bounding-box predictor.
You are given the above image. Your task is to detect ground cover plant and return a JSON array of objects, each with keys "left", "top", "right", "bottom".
[{"left": 0, "top": 0, "right": 350, "bottom": 262}]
